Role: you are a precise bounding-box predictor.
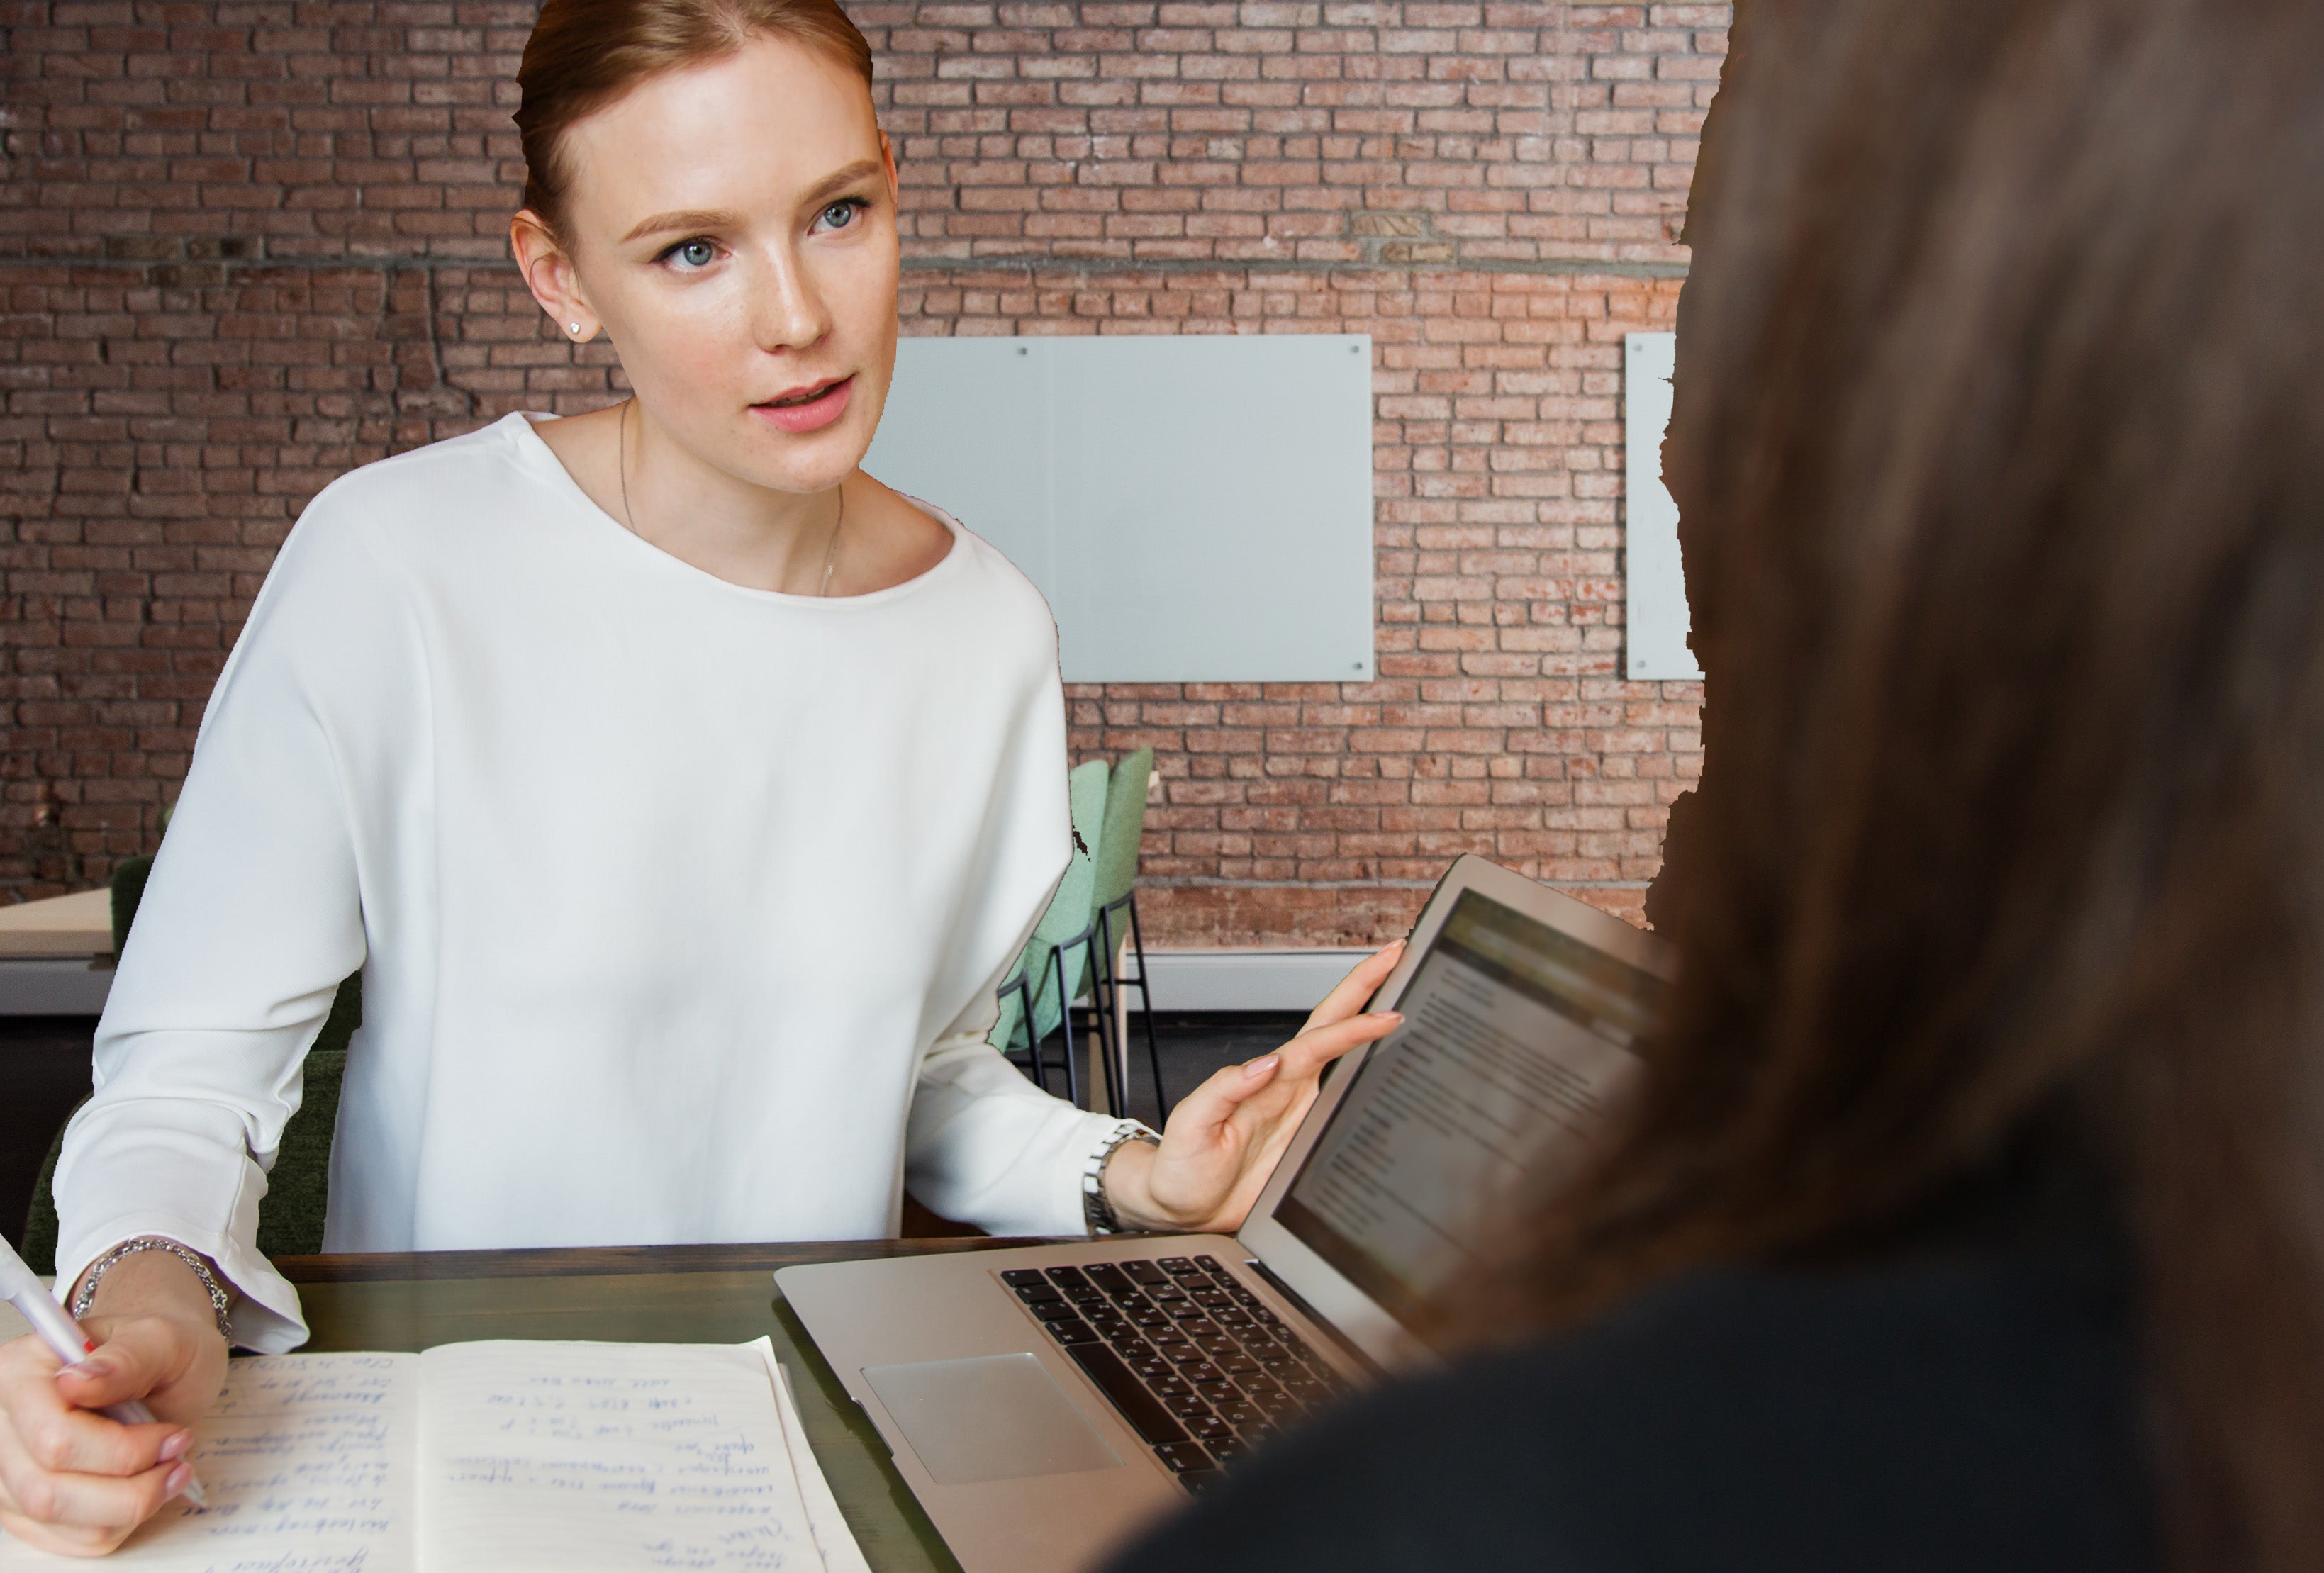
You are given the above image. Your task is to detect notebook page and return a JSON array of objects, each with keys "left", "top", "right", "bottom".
[
  {"left": 771, "top": 1363, "right": 869, "bottom": 1573},
  {"left": 0, "top": 1351, "right": 418, "bottom": 1571},
  {"left": 416, "top": 1338, "right": 824, "bottom": 1573}
]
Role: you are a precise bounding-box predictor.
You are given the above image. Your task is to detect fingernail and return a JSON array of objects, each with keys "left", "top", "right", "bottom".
[
  {"left": 164, "top": 1463, "right": 192, "bottom": 1499},
  {"left": 65, "top": 1358, "right": 107, "bottom": 1382},
  {"left": 1374, "top": 1011, "right": 1402, "bottom": 1023},
  {"left": 1244, "top": 1054, "right": 1280, "bottom": 1078},
  {"left": 159, "top": 1431, "right": 192, "bottom": 1462}
]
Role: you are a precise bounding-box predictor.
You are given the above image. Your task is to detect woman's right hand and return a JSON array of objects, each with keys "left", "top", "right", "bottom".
[{"left": 0, "top": 1254, "right": 228, "bottom": 1556}]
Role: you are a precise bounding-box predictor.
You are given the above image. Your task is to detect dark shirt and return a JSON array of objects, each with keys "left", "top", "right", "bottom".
[{"left": 1108, "top": 1199, "right": 2151, "bottom": 1572}]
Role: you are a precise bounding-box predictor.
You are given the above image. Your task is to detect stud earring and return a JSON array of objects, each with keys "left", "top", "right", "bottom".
[{"left": 569, "top": 323, "right": 583, "bottom": 337}]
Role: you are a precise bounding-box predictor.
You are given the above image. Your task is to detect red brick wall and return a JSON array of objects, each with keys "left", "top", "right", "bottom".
[{"left": 0, "top": 2, "right": 1722, "bottom": 943}]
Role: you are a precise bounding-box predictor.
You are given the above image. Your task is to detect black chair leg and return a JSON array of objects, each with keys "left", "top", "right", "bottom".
[
  {"left": 1090, "top": 944, "right": 1124, "bottom": 1116},
  {"left": 1052, "top": 948, "right": 1083, "bottom": 1108},
  {"left": 1107, "top": 895, "right": 1171, "bottom": 1121},
  {"left": 1000, "top": 973, "right": 1044, "bottom": 1093}
]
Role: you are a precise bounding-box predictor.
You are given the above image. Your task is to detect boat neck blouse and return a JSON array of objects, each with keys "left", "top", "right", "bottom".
[{"left": 54, "top": 411, "right": 1133, "bottom": 1352}]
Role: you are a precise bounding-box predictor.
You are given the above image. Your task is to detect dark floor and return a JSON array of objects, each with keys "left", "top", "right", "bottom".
[
  {"left": 1107, "top": 1011, "right": 1309, "bottom": 1131},
  {"left": 0, "top": 1011, "right": 1309, "bottom": 1250},
  {"left": 0, "top": 1017, "right": 101, "bottom": 1250}
]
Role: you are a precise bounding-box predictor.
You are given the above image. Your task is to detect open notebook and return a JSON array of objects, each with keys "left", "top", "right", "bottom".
[{"left": 0, "top": 1338, "right": 868, "bottom": 1572}]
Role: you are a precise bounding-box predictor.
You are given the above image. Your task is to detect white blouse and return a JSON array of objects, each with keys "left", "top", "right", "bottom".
[{"left": 53, "top": 412, "right": 1132, "bottom": 1353}]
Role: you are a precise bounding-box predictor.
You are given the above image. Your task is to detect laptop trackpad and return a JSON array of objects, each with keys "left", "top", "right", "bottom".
[{"left": 864, "top": 1353, "right": 1125, "bottom": 1484}]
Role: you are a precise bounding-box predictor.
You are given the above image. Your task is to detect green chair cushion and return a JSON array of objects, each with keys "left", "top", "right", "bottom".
[
  {"left": 1093, "top": 747, "right": 1154, "bottom": 910},
  {"left": 108, "top": 856, "right": 152, "bottom": 958}
]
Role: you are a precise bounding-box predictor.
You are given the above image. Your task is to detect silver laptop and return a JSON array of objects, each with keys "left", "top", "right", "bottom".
[{"left": 779, "top": 854, "right": 1674, "bottom": 1572}]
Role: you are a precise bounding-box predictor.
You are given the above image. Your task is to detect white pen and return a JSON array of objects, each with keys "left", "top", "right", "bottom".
[{"left": 0, "top": 1235, "right": 208, "bottom": 1509}]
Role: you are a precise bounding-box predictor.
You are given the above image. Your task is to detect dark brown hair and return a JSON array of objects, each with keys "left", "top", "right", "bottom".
[
  {"left": 1487, "top": 0, "right": 2324, "bottom": 1566},
  {"left": 514, "top": 0, "right": 875, "bottom": 237}
]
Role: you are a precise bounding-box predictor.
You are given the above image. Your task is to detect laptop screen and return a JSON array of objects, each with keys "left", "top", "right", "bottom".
[{"left": 1271, "top": 888, "right": 1665, "bottom": 1331}]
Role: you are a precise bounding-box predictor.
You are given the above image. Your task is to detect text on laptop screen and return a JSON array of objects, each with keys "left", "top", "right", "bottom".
[{"left": 1275, "top": 890, "right": 1664, "bottom": 1331}]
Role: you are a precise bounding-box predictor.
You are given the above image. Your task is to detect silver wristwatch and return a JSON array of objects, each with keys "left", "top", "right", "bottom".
[{"left": 1083, "top": 1124, "right": 1161, "bottom": 1236}]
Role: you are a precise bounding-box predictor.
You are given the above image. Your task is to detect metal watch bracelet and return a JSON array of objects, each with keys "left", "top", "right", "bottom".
[
  {"left": 72, "top": 1237, "right": 233, "bottom": 1344},
  {"left": 1083, "top": 1125, "right": 1161, "bottom": 1236}
]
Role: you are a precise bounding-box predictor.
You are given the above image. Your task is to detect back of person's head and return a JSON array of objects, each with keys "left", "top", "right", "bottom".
[{"left": 1487, "top": 0, "right": 2324, "bottom": 1564}]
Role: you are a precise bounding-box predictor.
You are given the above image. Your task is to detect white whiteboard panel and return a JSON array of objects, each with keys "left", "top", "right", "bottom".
[
  {"left": 1624, "top": 332, "right": 1702, "bottom": 681},
  {"left": 864, "top": 336, "right": 1376, "bottom": 683}
]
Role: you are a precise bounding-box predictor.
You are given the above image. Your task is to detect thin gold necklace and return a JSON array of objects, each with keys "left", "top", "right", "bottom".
[{"left": 617, "top": 397, "right": 848, "bottom": 595}]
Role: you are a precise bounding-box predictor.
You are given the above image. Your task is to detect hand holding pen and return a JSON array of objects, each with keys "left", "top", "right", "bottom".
[{"left": 0, "top": 1233, "right": 223, "bottom": 1555}]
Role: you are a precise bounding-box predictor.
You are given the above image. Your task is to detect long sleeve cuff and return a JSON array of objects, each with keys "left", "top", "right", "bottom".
[
  {"left": 55, "top": 1216, "right": 308, "bottom": 1355},
  {"left": 54, "top": 1094, "right": 312, "bottom": 1353},
  {"left": 907, "top": 1026, "right": 1158, "bottom": 1237}
]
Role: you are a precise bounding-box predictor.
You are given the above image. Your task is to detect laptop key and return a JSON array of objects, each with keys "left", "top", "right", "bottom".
[
  {"left": 1045, "top": 1319, "right": 1102, "bottom": 1345},
  {"left": 1085, "top": 1264, "right": 1132, "bottom": 1292},
  {"left": 1027, "top": 1300, "right": 1079, "bottom": 1321},
  {"left": 1061, "top": 1343, "right": 1189, "bottom": 1445},
  {"left": 1002, "top": 1269, "right": 1048, "bottom": 1288},
  {"left": 1195, "top": 1380, "right": 1240, "bottom": 1404},
  {"left": 1159, "top": 1258, "right": 1198, "bottom": 1276},
  {"left": 1194, "top": 1255, "right": 1227, "bottom": 1273},
  {"left": 1124, "top": 1260, "right": 1168, "bottom": 1285},
  {"left": 1219, "top": 1402, "right": 1263, "bottom": 1429},
  {"left": 1046, "top": 1267, "right": 1091, "bottom": 1288},
  {"left": 1163, "top": 1394, "right": 1211, "bottom": 1421},
  {"left": 1014, "top": 1284, "right": 1064, "bottom": 1305},
  {"left": 1156, "top": 1441, "right": 1214, "bottom": 1474}
]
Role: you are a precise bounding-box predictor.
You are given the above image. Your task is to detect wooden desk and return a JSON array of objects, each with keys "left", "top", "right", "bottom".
[
  {"left": 0, "top": 889, "right": 109, "bottom": 959},
  {"left": 278, "top": 1239, "right": 1048, "bottom": 1573},
  {"left": 0, "top": 888, "right": 113, "bottom": 1015}
]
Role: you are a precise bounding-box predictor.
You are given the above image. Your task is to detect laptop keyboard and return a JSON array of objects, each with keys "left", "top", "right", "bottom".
[{"left": 1000, "top": 1254, "right": 1349, "bottom": 1493}]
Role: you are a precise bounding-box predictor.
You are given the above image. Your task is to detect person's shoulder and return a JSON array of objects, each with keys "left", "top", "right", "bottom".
[
  {"left": 1110, "top": 1255, "right": 2150, "bottom": 1573},
  {"left": 298, "top": 413, "right": 538, "bottom": 530},
  {"left": 900, "top": 496, "right": 1060, "bottom": 659}
]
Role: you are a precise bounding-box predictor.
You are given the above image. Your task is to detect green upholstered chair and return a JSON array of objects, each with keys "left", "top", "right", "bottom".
[
  {"left": 989, "top": 758, "right": 1109, "bottom": 1107},
  {"left": 1014, "top": 749, "right": 1161, "bottom": 1118},
  {"left": 20, "top": 853, "right": 359, "bottom": 1274},
  {"left": 1088, "top": 748, "right": 1166, "bottom": 1118}
]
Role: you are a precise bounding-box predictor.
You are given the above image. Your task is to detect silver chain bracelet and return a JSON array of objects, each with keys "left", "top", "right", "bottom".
[
  {"left": 72, "top": 1238, "right": 233, "bottom": 1344},
  {"left": 1083, "top": 1124, "right": 1162, "bottom": 1236}
]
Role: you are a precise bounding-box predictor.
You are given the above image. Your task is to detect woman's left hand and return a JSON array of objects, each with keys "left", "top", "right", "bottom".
[{"left": 1101, "top": 941, "right": 1405, "bottom": 1235}]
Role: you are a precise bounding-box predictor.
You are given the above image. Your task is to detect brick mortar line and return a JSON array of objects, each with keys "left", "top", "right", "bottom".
[
  {"left": 0, "top": 254, "right": 1690, "bottom": 282},
  {"left": 1144, "top": 877, "right": 1652, "bottom": 889},
  {"left": 896, "top": 255, "right": 1692, "bottom": 280}
]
